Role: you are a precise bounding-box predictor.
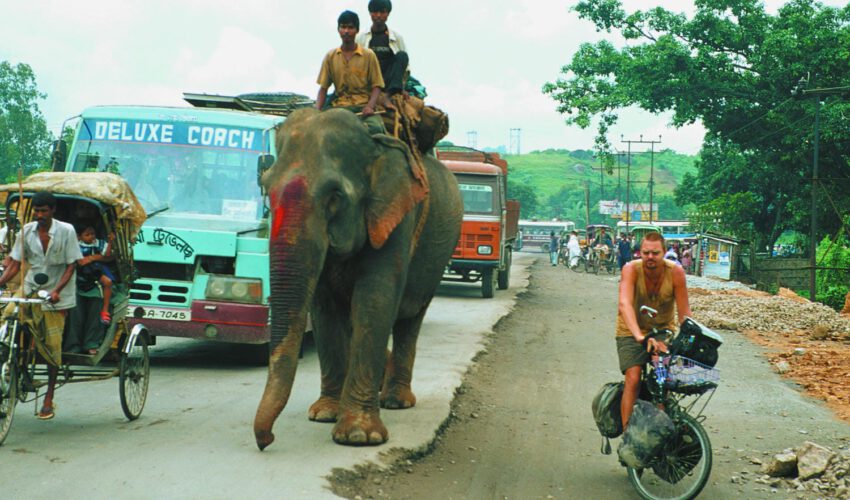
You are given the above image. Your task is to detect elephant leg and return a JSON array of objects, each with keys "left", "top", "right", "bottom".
[
  {"left": 308, "top": 281, "right": 350, "bottom": 423},
  {"left": 381, "top": 303, "right": 428, "bottom": 409},
  {"left": 332, "top": 258, "right": 406, "bottom": 445}
]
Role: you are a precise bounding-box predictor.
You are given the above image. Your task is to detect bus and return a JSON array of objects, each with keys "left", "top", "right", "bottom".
[
  {"left": 517, "top": 220, "right": 576, "bottom": 252},
  {"left": 56, "top": 99, "right": 292, "bottom": 348}
]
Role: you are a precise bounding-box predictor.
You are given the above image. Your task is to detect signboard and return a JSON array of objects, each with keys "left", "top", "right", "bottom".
[
  {"left": 78, "top": 119, "right": 264, "bottom": 151},
  {"left": 599, "top": 200, "right": 624, "bottom": 215}
]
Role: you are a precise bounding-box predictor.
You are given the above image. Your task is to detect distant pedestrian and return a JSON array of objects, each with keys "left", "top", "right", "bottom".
[
  {"left": 567, "top": 231, "right": 581, "bottom": 268},
  {"left": 549, "top": 231, "right": 559, "bottom": 266},
  {"left": 681, "top": 245, "right": 693, "bottom": 274},
  {"left": 617, "top": 233, "right": 632, "bottom": 270}
]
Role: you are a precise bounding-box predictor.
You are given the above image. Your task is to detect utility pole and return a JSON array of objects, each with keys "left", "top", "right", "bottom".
[
  {"left": 467, "top": 131, "right": 478, "bottom": 150},
  {"left": 584, "top": 181, "right": 591, "bottom": 227},
  {"left": 621, "top": 135, "right": 662, "bottom": 223},
  {"left": 791, "top": 77, "right": 850, "bottom": 302},
  {"left": 509, "top": 128, "right": 522, "bottom": 155}
]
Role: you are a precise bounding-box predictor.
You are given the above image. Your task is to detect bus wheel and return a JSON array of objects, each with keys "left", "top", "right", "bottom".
[
  {"left": 482, "top": 268, "right": 496, "bottom": 298},
  {"left": 497, "top": 249, "right": 512, "bottom": 290}
]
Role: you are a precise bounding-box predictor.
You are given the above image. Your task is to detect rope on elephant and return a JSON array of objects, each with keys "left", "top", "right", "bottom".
[{"left": 389, "top": 93, "right": 431, "bottom": 258}]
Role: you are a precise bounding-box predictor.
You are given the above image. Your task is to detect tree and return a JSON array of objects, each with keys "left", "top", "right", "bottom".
[
  {"left": 544, "top": 0, "right": 850, "bottom": 248},
  {"left": 0, "top": 61, "right": 52, "bottom": 180},
  {"left": 507, "top": 178, "right": 539, "bottom": 219}
]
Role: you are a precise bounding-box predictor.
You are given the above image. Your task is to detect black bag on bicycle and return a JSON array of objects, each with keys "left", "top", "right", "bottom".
[
  {"left": 617, "top": 400, "right": 676, "bottom": 469},
  {"left": 671, "top": 317, "right": 723, "bottom": 367}
]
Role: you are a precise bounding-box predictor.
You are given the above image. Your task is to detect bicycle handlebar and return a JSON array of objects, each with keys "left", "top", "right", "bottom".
[{"left": 0, "top": 291, "right": 51, "bottom": 305}]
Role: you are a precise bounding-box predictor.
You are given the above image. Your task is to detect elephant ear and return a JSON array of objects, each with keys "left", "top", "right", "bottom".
[{"left": 366, "top": 135, "right": 430, "bottom": 249}]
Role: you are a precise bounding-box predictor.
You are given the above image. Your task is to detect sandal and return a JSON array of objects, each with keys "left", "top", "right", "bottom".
[
  {"left": 99, "top": 311, "right": 111, "bottom": 325},
  {"left": 37, "top": 404, "right": 55, "bottom": 420}
]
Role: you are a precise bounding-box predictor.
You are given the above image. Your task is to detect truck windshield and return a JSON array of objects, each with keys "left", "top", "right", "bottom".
[
  {"left": 456, "top": 175, "right": 498, "bottom": 215},
  {"left": 68, "top": 118, "right": 266, "bottom": 220}
]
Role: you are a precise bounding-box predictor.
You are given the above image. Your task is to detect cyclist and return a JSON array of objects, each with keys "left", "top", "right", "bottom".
[
  {"left": 593, "top": 227, "right": 614, "bottom": 267},
  {"left": 0, "top": 192, "right": 82, "bottom": 419},
  {"left": 615, "top": 231, "right": 691, "bottom": 429}
]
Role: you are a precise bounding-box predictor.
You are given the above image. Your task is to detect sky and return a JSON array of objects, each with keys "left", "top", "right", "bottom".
[{"left": 1, "top": 0, "right": 845, "bottom": 155}]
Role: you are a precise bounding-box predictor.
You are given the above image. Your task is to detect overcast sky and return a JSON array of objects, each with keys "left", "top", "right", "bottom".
[{"left": 1, "top": 0, "right": 844, "bottom": 154}]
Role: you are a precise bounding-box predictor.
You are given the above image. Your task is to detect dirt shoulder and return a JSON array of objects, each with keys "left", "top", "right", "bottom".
[{"left": 330, "top": 259, "right": 850, "bottom": 499}]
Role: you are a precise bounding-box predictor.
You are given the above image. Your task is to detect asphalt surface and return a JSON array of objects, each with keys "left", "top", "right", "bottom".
[{"left": 0, "top": 254, "right": 534, "bottom": 499}]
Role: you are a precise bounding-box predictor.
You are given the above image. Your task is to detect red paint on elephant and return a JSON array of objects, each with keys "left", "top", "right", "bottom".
[{"left": 270, "top": 176, "right": 308, "bottom": 241}]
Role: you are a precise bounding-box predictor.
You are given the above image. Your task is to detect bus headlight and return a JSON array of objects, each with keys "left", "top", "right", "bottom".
[
  {"left": 204, "top": 276, "right": 263, "bottom": 304},
  {"left": 477, "top": 245, "right": 493, "bottom": 255}
]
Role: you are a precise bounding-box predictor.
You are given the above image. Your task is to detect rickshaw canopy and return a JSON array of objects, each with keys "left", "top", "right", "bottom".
[{"left": 0, "top": 172, "right": 146, "bottom": 239}]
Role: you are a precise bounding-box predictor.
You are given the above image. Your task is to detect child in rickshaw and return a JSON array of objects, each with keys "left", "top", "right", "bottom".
[{"left": 76, "top": 224, "right": 116, "bottom": 331}]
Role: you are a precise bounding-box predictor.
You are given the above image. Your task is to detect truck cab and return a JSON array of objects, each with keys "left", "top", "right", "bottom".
[{"left": 437, "top": 148, "right": 519, "bottom": 298}]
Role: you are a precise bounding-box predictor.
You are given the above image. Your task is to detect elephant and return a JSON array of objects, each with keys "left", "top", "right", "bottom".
[{"left": 253, "top": 107, "right": 463, "bottom": 449}]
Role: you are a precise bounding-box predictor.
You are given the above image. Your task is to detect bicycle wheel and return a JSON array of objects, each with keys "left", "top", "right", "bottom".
[
  {"left": 119, "top": 334, "right": 150, "bottom": 421},
  {"left": 570, "top": 257, "right": 585, "bottom": 273},
  {"left": 627, "top": 413, "right": 712, "bottom": 500},
  {"left": 0, "top": 350, "right": 17, "bottom": 446}
]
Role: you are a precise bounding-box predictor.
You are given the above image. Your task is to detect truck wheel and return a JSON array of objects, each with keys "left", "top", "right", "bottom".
[
  {"left": 482, "top": 268, "right": 496, "bottom": 298},
  {"left": 497, "top": 249, "right": 512, "bottom": 290}
]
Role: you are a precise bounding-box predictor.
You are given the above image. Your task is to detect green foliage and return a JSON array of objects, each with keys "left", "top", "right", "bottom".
[
  {"left": 507, "top": 179, "right": 538, "bottom": 218},
  {"left": 545, "top": 0, "right": 850, "bottom": 246},
  {"left": 0, "top": 61, "right": 52, "bottom": 179},
  {"left": 815, "top": 230, "right": 850, "bottom": 310},
  {"left": 506, "top": 149, "right": 696, "bottom": 224},
  {"left": 689, "top": 191, "right": 758, "bottom": 239}
]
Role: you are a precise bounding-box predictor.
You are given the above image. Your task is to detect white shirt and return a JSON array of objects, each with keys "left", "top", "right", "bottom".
[
  {"left": 356, "top": 28, "right": 408, "bottom": 57},
  {"left": 567, "top": 235, "right": 582, "bottom": 257},
  {"left": 10, "top": 219, "right": 83, "bottom": 311}
]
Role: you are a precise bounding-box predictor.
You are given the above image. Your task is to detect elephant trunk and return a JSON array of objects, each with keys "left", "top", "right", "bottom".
[{"left": 254, "top": 176, "right": 322, "bottom": 450}]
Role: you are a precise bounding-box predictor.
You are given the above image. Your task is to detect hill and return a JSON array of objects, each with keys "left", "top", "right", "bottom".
[{"left": 504, "top": 149, "right": 698, "bottom": 226}]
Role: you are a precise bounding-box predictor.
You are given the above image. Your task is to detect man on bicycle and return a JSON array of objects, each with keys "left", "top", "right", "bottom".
[
  {"left": 615, "top": 231, "right": 691, "bottom": 429},
  {"left": 0, "top": 192, "right": 82, "bottom": 420}
]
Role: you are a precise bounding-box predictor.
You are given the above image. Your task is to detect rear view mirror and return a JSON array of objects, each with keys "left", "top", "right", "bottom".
[
  {"left": 639, "top": 305, "right": 658, "bottom": 318},
  {"left": 257, "top": 154, "right": 275, "bottom": 186},
  {"left": 51, "top": 140, "right": 68, "bottom": 172}
]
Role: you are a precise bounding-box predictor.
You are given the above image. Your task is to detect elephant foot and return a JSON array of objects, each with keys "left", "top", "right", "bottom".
[
  {"left": 308, "top": 396, "right": 339, "bottom": 422},
  {"left": 255, "top": 429, "right": 275, "bottom": 451},
  {"left": 332, "top": 410, "right": 388, "bottom": 446},
  {"left": 380, "top": 386, "right": 417, "bottom": 410}
]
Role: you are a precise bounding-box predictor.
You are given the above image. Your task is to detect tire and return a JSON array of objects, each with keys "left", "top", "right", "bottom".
[
  {"left": 497, "top": 249, "right": 512, "bottom": 290},
  {"left": 627, "top": 413, "right": 712, "bottom": 500},
  {"left": 481, "top": 268, "right": 496, "bottom": 298},
  {"left": 570, "top": 256, "right": 585, "bottom": 273},
  {"left": 120, "top": 334, "right": 150, "bottom": 421},
  {"left": 0, "top": 356, "right": 17, "bottom": 446}
]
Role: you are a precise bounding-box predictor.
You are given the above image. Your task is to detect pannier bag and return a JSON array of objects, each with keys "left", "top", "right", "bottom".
[
  {"left": 671, "top": 317, "right": 723, "bottom": 367},
  {"left": 617, "top": 400, "right": 676, "bottom": 469},
  {"left": 592, "top": 381, "right": 624, "bottom": 454}
]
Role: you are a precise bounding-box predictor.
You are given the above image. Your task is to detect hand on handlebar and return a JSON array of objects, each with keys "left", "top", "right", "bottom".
[{"left": 48, "top": 290, "right": 60, "bottom": 304}]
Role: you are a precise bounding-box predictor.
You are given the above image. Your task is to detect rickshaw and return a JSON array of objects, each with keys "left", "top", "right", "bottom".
[
  {"left": 629, "top": 224, "right": 662, "bottom": 258},
  {"left": 585, "top": 224, "right": 614, "bottom": 274},
  {"left": 0, "top": 172, "right": 150, "bottom": 445}
]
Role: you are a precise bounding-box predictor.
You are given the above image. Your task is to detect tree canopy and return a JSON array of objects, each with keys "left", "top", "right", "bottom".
[
  {"left": 544, "top": 0, "right": 850, "bottom": 248},
  {"left": 0, "top": 61, "right": 52, "bottom": 180}
]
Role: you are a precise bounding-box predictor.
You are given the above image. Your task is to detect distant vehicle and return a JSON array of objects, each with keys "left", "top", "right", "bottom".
[
  {"left": 518, "top": 220, "right": 576, "bottom": 253},
  {"left": 437, "top": 147, "right": 519, "bottom": 298}
]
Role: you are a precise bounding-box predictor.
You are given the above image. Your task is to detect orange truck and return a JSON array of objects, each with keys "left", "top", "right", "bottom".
[{"left": 437, "top": 148, "right": 520, "bottom": 298}]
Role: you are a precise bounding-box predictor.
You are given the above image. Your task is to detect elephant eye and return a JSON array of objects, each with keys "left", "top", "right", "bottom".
[{"left": 326, "top": 189, "right": 345, "bottom": 217}]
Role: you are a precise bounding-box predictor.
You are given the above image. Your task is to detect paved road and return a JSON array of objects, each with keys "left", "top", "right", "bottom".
[{"left": 0, "top": 254, "right": 535, "bottom": 499}]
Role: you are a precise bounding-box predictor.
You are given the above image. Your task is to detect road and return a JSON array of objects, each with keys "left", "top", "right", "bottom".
[
  {"left": 333, "top": 256, "right": 850, "bottom": 499},
  {"left": 0, "top": 254, "right": 535, "bottom": 499}
]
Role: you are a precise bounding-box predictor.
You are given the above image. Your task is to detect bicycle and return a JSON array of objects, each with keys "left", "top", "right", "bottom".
[{"left": 625, "top": 328, "right": 719, "bottom": 500}]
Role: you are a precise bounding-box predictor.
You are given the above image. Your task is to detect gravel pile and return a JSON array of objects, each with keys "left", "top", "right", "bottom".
[
  {"left": 752, "top": 442, "right": 850, "bottom": 499},
  {"left": 689, "top": 290, "right": 850, "bottom": 339},
  {"left": 686, "top": 275, "right": 753, "bottom": 291}
]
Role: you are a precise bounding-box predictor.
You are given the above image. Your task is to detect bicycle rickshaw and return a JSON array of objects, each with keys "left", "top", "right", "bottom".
[
  {"left": 585, "top": 224, "right": 615, "bottom": 274},
  {"left": 0, "top": 172, "right": 150, "bottom": 445}
]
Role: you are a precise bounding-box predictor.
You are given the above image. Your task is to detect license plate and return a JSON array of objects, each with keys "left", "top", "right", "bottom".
[{"left": 136, "top": 306, "right": 191, "bottom": 322}]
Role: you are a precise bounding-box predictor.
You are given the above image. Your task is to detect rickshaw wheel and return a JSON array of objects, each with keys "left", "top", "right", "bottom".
[
  {"left": 0, "top": 361, "right": 17, "bottom": 446},
  {"left": 119, "top": 334, "right": 150, "bottom": 421}
]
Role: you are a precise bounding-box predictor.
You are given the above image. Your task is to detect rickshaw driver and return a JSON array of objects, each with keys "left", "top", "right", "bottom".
[{"left": 0, "top": 192, "right": 83, "bottom": 420}]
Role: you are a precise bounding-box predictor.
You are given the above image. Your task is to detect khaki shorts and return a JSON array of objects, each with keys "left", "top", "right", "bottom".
[{"left": 616, "top": 336, "right": 649, "bottom": 373}]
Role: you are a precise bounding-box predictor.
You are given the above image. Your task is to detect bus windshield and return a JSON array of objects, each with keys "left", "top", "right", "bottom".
[
  {"left": 456, "top": 174, "right": 498, "bottom": 215},
  {"left": 68, "top": 118, "right": 267, "bottom": 220}
]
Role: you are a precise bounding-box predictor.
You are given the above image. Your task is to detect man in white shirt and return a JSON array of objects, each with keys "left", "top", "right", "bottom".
[
  {"left": 355, "top": 0, "right": 409, "bottom": 96},
  {"left": 0, "top": 192, "right": 82, "bottom": 419}
]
